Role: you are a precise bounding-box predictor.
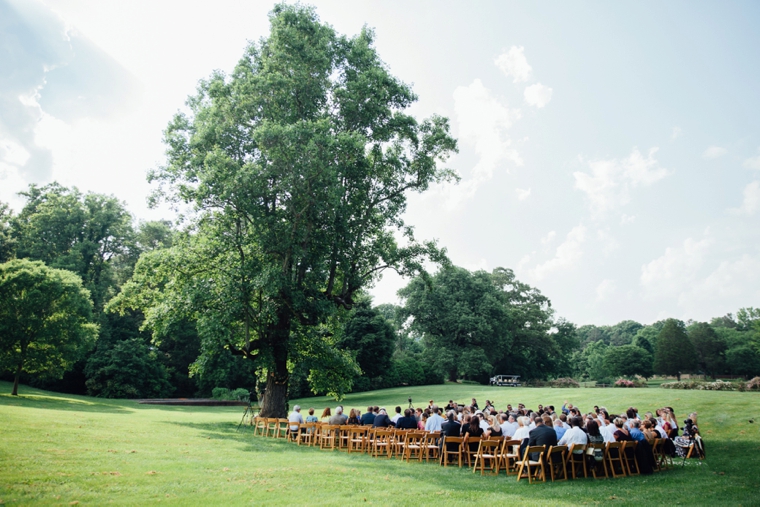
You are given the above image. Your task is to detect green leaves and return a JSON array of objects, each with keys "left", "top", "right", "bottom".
[{"left": 0, "top": 259, "right": 98, "bottom": 395}]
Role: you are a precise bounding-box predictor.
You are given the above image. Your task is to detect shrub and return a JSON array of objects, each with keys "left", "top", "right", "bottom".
[
  {"left": 747, "top": 376, "right": 760, "bottom": 390},
  {"left": 660, "top": 379, "right": 741, "bottom": 391},
  {"left": 615, "top": 379, "right": 635, "bottom": 388},
  {"left": 211, "top": 387, "right": 249, "bottom": 400},
  {"left": 550, "top": 377, "right": 580, "bottom": 388}
]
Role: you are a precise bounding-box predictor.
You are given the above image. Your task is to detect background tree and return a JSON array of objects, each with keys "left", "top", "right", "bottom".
[
  {"left": 654, "top": 319, "right": 696, "bottom": 380},
  {"left": 0, "top": 259, "right": 98, "bottom": 395},
  {"left": 338, "top": 300, "right": 396, "bottom": 378},
  {"left": 726, "top": 345, "right": 760, "bottom": 378},
  {"left": 608, "top": 320, "right": 643, "bottom": 346},
  {"left": 0, "top": 202, "right": 15, "bottom": 263},
  {"left": 604, "top": 344, "right": 653, "bottom": 379},
  {"left": 688, "top": 322, "right": 727, "bottom": 379},
  {"left": 111, "top": 4, "right": 457, "bottom": 416},
  {"left": 399, "top": 267, "right": 511, "bottom": 381}
]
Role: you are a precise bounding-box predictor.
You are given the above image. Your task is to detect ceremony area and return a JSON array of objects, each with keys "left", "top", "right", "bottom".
[{"left": 1, "top": 381, "right": 758, "bottom": 505}]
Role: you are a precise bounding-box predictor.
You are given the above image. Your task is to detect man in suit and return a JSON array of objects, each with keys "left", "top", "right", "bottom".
[
  {"left": 523, "top": 415, "right": 558, "bottom": 460},
  {"left": 360, "top": 406, "right": 376, "bottom": 425},
  {"left": 440, "top": 411, "right": 462, "bottom": 463}
]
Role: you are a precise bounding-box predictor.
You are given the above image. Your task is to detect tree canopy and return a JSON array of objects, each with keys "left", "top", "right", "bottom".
[
  {"left": 654, "top": 319, "right": 696, "bottom": 380},
  {"left": 111, "top": 4, "right": 457, "bottom": 416},
  {"left": 0, "top": 259, "right": 98, "bottom": 395}
]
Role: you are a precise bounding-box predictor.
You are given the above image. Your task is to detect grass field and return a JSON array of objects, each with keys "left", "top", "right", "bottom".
[{"left": 2, "top": 381, "right": 759, "bottom": 506}]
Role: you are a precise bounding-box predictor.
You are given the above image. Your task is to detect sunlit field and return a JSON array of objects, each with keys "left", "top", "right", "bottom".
[{"left": 1, "top": 381, "right": 759, "bottom": 506}]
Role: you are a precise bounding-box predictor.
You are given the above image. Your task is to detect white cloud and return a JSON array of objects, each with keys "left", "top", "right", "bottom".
[
  {"left": 596, "top": 279, "right": 616, "bottom": 302},
  {"left": 574, "top": 147, "right": 669, "bottom": 215},
  {"left": 597, "top": 229, "right": 620, "bottom": 256},
  {"left": 729, "top": 181, "right": 760, "bottom": 215},
  {"left": 515, "top": 187, "right": 531, "bottom": 201},
  {"left": 444, "top": 79, "right": 522, "bottom": 206},
  {"left": 524, "top": 83, "right": 553, "bottom": 108},
  {"left": 541, "top": 230, "right": 556, "bottom": 245},
  {"left": 702, "top": 145, "right": 727, "bottom": 159},
  {"left": 640, "top": 236, "right": 712, "bottom": 297},
  {"left": 531, "top": 224, "right": 586, "bottom": 280},
  {"left": 671, "top": 127, "right": 682, "bottom": 141},
  {"left": 620, "top": 214, "right": 636, "bottom": 225},
  {"left": 494, "top": 46, "right": 532, "bottom": 83},
  {"left": 743, "top": 149, "right": 760, "bottom": 170},
  {"left": 677, "top": 255, "right": 760, "bottom": 313}
]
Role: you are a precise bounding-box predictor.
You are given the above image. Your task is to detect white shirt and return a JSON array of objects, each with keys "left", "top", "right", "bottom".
[
  {"left": 558, "top": 426, "right": 588, "bottom": 451},
  {"left": 391, "top": 413, "right": 402, "bottom": 423},
  {"left": 528, "top": 421, "right": 536, "bottom": 430},
  {"left": 288, "top": 411, "right": 304, "bottom": 431},
  {"left": 513, "top": 426, "right": 530, "bottom": 441},
  {"left": 425, "top": 413, "right": 445, "bottom": 431},
  {"left": 501, "top": 421, "right": 519, "bottom": 437},
  {"left": 655, "top": 425, "right": 669, "bottom": 439},
  {"left": 600, "top": 423, "right": 616, "bottom": 443}
]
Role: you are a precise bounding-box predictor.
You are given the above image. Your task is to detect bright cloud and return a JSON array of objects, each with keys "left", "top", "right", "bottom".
[
  {"left": 541, "top": 230, "right": 556, "bottom": 245},
  {"left": 640, "top": 236, "right": 712, "bottom": 297},
  {"left": 515, "top": 187, "right": 531, "bottom": 201},
  {"left": 702, "top": 145, "right": 727, "bottom": 159},
  {"left": 671, "top": 126, "right": 682, "bottom": 141},
  {"left": 574, "top": 147, "right": 669, "bottom": 215},
  {"left": 596, "top": 279, "right": 616, "bottom": 302},
  {"left": 524, "top": 83, "right": 553, "bottom": 108},
  {"left": 744, "top": 150, "right": 760, "bottom": 170},
  {"left": 494, "top": 46, "right": 532, "bottom": 83},
  {"left": 531, "top": 224, "right": 586, "bottom": 280},
  {"left": 729, "top": 180, "right": 760, "bottom": 215},
  {"left": 446, "top": 79, "right": 522, "bottom": 205}
]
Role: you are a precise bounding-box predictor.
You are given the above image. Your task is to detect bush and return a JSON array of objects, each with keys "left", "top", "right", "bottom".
[
  {"left": 550, "top": 377, "right": 580, "bottom": 388},
  {"left": 614, "top": 378, "right": 648, "bottom": 388},
  {"left": 747, "top": 376, "right": 760, "bottom": 390},
  {"left": 211, "top": 387, "right": 250, "bottom": 401},
  {"left": 660, "top": 379, "right": 741, "bottom": 391}
]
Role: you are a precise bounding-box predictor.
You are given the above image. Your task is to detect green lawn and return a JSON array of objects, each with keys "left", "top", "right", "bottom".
[{"left": 1, "top": 381, "right": 759, "bottom": 506}]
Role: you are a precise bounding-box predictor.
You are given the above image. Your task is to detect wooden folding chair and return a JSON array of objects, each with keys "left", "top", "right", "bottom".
[
  {"left": 319, "top": 424, "right": 339, "bottom": 450},
  {"left": 653, "top": 438, "right": 673, "bottom": 470},
  {"left": 297, "top": 423, "right": 316, "bottom": 446},
  {"left": 463, "top": 436, "right": 481, "bottom": 468},
  {"left": 500, "top": 439, "right": 521, "bottom": 476},
  {"left": 605, "top": 442, "right": 627, "bottom": 478},
  {"left": 254, "top": 417, "right": 267, "bottom": 436},
  {"left": 422, "top": 431, "right": 441, "bottom": 462},
  {"left": 566, "top": 444, "right": 588, "bottom": 479},
  {"left": 391, "top": 429, "right": 408, "bottom": 459},
  {"left": 338, "top": 425, "right": 352, "bottom": 450},
  {"left": 347, "top": 426, "right": 369, "bottom": 454},
  {"left": 372, "top": 429, "right": 393, "bottom": 458},
  {"left": 650, "top": 438, "right": 662, "bottom": 472},
  {"left": 624, "top": 441, "right": 640, "bottom": 476},
  {"left": 516, "top": 445, "right": 547, "bottom": 483},
  {"left": 440, "top": 436, "right": 464, "bottom": 467},
  {"left": 265, "top": 418, "right": 278, "bottom": 438},
  {"left": 402, "top": 432, "right": 425, "bottom": 462},
  {"left": 472, "top": 440, "right": 501, "bottom": 475},
  {"left": 587, "top": 442, "right": 608, "bottom": 478},
  {"left": 275, "top": 418, "right": 289, "bottom": 439},
  {"left": 546, "top": 445, "right": 568, "bottom": 481},
  {"left": 364, "top": 427, "right": 376, "bottom": 454}
]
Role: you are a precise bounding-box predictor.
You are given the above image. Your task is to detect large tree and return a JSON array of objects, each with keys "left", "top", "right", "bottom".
[
  {"left": 654, "top": 319, "right": 696, "bottom": 380},
  {"left": 111, "top": 4, "right": 457, "bottom": 416},
  {"left": 604, "top": 344, "right": 653, "bottom": 379},
  {"left": 339, "top": 300, "right": 396, "bottom": 379},
  {"left": 399, "top": 267, "right": 511, "bottom": 381},
  {"left": 688, "top": 322, "right": 727, "bottom": 378},
  {"left": 0, "top": 259, "right": 98, "bottom": 395}
]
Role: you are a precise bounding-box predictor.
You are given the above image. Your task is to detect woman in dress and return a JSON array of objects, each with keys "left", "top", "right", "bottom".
[
  {"left": 613, "top": 418, "right": 632, "bottom": 442},
  {"left": 306, "top": 408, "right": 319, "bottom": 423},
  {"left": 347, "top": 409, "right": 361, "bottom": 425},
  {"left": 641, "top": 419, "right": 658, "bottom": 445},
  {"left": 485, "top": 415, "right": 503, "bottom": 438},
  {"left": 320, "top": 407, "right": 331, "bottom": 422}
]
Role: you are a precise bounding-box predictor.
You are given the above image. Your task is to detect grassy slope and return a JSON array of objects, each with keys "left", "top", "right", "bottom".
[{"left": 1, "top": 381, "right": 759, "bottom": 506}]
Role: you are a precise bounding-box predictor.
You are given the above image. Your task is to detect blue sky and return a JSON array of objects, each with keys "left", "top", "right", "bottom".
[{"left": 1, "top": 0, "right": 759, "bottom": 325}]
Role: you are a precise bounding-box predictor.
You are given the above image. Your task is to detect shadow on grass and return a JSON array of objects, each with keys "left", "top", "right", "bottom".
[{"left": 0, "top": 392, "right": 134, "bottom": 414}]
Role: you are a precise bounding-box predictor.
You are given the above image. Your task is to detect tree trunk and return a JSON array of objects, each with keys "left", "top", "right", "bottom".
[
  {"left": 259, "top": 370, "right": 289, "bottom": 418},
  {"left": 259, "top": 304, "right": 291, "bottom": 418},
  {"left": 676, "top": 372, "right": 681, "bottom": 381},
  {"left": 448, "top": 368, "right": 458, "bottom": 382},
  {"left": 12, "top": 361, "right": 22, "bottom": 396}
]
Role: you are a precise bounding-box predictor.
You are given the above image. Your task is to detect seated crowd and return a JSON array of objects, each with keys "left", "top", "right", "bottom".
[{"left": 287, "top": 397, "right": 701, "bottom": 468}]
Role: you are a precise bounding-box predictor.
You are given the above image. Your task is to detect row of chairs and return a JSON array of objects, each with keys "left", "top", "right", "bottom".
[{"left": 251, "top": 418, "right": 674, "bottom": 482}]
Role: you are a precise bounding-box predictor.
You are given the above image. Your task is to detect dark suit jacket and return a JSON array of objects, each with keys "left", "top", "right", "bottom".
[
  {"left": 360, "top": 413, "right": 376, "bottom": 425},
  {"left": 441, "top": 420, "right": 461, "bottom": 438},
  {"left": 373, "top": 414, "right": 394, "bottom": 427},
  {"left": 395, "top": 416, "right": 418, "bottom": 429},
  {"left": 522, "top": 424, "right": 558, "bottom": 459}
]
